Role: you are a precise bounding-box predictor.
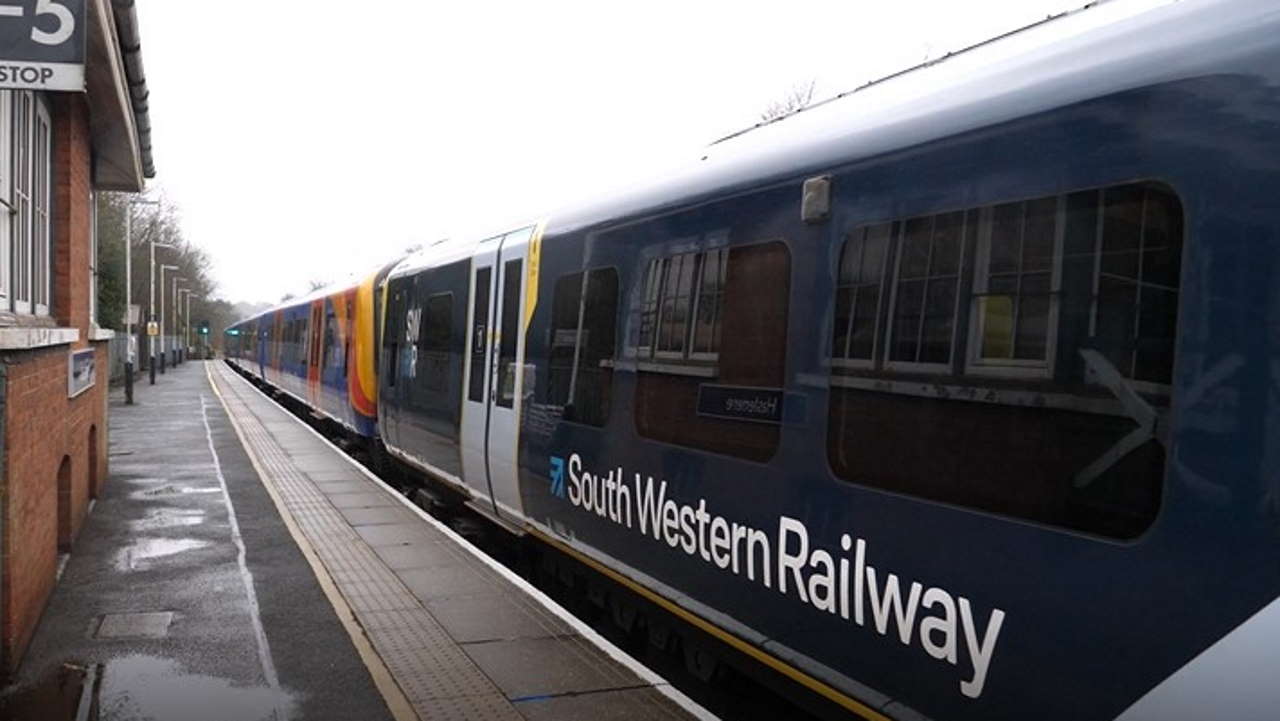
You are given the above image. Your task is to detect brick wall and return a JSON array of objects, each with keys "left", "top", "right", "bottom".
[{"left": 0, "top": 94, "right": 110, "bottom": 674}]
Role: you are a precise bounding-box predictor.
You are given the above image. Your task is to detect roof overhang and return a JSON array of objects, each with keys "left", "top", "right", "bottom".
[{"left": 84, "top": 0, "right": 151, "bottom": 191}]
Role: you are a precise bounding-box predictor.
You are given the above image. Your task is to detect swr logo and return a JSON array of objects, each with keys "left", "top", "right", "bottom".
[{"left": 549, "top": 456, "right": 566, "bottom": 498}]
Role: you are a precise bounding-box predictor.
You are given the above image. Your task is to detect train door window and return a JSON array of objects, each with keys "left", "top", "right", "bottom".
[
  {"left": 547, "top": 268, "right": 619, "bottom": 427},
  {"left": 495, "top": 259, "right": 522, "bottom": 408},
  {"left": 634, "top": 240, "right": 790, "bottom": 462},
  {"left": 885, "top": 211, "right": 965, "bottom": 369},
  {"left": 833, "top": 223, "right": 891, "bottom": 365},
  {"left": 323, "top": 306, "right": 338, "bottom": 369},
  {"left": 468, "top": 267, "right": 492, "bottom": 402},
  {"left": 420, "top": 292, "right": 452, "bottom": 391},
  {"left": 967, "top": 197, "right": 1062, "bottom": 375}
]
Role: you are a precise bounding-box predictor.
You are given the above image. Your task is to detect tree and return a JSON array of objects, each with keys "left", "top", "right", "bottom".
[
  {"left": 759, "top": 80, "right": 817, "bottom": 122},
  {"left": 96, "top": 192, "right": 223, "bottom": 359}
]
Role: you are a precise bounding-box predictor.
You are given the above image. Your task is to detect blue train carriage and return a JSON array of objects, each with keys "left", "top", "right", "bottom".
[{"left": 504, "top": 2, "right": 1280, "bottom": 720}]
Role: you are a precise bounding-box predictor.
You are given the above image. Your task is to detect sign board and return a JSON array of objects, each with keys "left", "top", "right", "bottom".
[
  {"left": 696, "top": 384, "right": 785, "bottom": 424},
  {"left": 67, "top": 347, "right": 95, "bottom": 398},
  {"left": 127, "top": 303, "right": 140, "bottom": 325},
  {"left": 146, "top": 321, "right": 158, "bottom": 336},
  {"left": 0, "top": 0, "right": 87, "bottom": 92}
]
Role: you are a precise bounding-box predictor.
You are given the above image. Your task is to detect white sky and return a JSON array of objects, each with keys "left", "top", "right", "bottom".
[{"left": 134, "top": 0, "right": 1091, "bottom": 306}]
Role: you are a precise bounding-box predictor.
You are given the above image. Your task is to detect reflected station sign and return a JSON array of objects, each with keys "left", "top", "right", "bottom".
[{"left": 0, "top": 1, "right": 86, "bottom": 92}]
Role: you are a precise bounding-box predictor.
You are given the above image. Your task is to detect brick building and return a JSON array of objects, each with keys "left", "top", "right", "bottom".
[{"left": 0, "top": 1, "right": 154, "bottom": 673}]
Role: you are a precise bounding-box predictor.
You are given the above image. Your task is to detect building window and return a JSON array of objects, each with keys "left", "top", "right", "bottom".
[
  {"left": 90, "top": 189, "right": 98, "bottom": 326},
  {"left": 636, "top": 242, "right": 727, "bottom": 363},
  {"left": 832, "top": 222, "right": 891, "bottom": 364},
  {"left": 4, "top": 91, "right": 53, "bottom": 317},
  {"left": 885, "top": 211, "right": 965, "bottom": 369},
  {"left": 968, "top": 197, "right": 1062, "bottom": 375}
]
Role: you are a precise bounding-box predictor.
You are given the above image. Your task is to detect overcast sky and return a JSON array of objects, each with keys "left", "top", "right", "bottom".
[{"left": 134, "top": 0, "right": 1095, "bottom": 306}]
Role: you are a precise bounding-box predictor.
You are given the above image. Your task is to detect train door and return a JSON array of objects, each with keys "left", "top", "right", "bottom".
[
  {"left": 308, "top": 301, "right": 324, "bottom": 406},
  {"left": 460, "top": 225, "right": 537, "bottom": 520}
]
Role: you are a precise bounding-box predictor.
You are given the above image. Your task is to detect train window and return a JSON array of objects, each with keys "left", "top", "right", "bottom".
[
  {"left": 635, "top": 241, "right": 790, "bottom": 462},
  {"left": 547, "top": 268, "right": 619, "bottom": 427},
  {"left": 468, "top": 267, "right": 491, "bottom": 403},
  {"left": 420, "top": 293, "right": 452, "bottom": 392},
  {"left": 833, "top": 223, "right": 891, "bottom": 364},
  {"left": 827, "top": 181, "right": 1182, "bottom": 539},
  {"left": 886, "top": 211, "right": 965, "bottom": 368},
  {"left": 495, "top": 259, "right": 522, "bottom": 408}
]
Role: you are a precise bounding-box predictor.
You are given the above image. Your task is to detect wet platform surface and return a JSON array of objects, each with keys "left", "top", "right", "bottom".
[{"left": 5, "top": 360, "right": 708, "bottom": 721}]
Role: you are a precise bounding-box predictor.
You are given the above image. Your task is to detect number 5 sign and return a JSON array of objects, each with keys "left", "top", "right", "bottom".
[{"left": 0, "top": 0, "right": 86, "bottom": 92}]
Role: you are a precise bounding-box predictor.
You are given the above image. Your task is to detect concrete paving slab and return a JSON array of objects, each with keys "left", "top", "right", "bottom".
[
  {"left": 341, "top": 506, "right": 417, "bottom": 526},
  {"left": 313, "top": 480, "right": 374, "bottom": 495},
  {"left": 399, "top": 565, "right": 499, "bottom": 600},
  {"left": 463, "top": 635, "right": 645, "bottom": 700},
  {"left": 94, "top": 611, "right": 174, "bottom": 639},
  {"left": 425, "top": 593, "right": 570, "bottom": 643},
  {"left": 373, "top": 542, "right": 459, "bottom": 571},
  {"left": 327, "top": 491, "right": 396, "bottom": 509},
  {"left": 355, "top": 522, "right": 437, "bottom": 546}
]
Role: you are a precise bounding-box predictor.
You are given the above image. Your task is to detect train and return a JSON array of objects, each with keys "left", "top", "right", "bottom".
[{"left": 224, "top": 1, "right": 1280, "bottom": 718}]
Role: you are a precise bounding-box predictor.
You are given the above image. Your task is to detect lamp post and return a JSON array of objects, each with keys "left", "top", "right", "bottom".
[
  {"left": 187, "top": 294, "right": 201, "bottom": 358},
  {"left": 148, "top": 240, "right": 177, "bottom": 384},
  {"left": 171, "top": 275, "right": 186, "bottom": 366},
  {"left": 175, "top": 285, "right": 189, "bottom": 363},
  {"left": 125, "top": 198, "right": 160, "bottom": 403},
  {"left": 158, "top": 264, "right": 179, "bottom": 374}
]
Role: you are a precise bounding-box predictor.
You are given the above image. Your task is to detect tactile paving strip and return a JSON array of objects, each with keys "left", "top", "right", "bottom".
[{"left": 211, "top": 364, "right": 522, "bottom": 721}]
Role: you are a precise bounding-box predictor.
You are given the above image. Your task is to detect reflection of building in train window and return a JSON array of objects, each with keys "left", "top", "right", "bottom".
[
  {"left": 968, "top": 197, "right": 1062, "bottom": 377},
  {"left": 885, "top": 211, "right": 966, "bottom": 371},
  {"left": 636, "top": 245, "right": 727, "bottom": 363},
  {"left": 828, "top": 181, "right": 1183, "bottom": 540},
  {"left": 833, "top": 223, "right": 891, "bottom": 366},
  {"left": 635, "top": 241, "right": 790, "bottom": 462}
]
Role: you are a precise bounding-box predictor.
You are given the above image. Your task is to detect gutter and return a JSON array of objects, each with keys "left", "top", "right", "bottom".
[{"left": 109, "top": 0, "right": 155, "bottom": 178}]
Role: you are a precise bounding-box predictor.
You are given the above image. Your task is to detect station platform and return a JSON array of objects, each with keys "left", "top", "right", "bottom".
[{"left": 5, "top": 360, "right": 710, "bottom": 721}]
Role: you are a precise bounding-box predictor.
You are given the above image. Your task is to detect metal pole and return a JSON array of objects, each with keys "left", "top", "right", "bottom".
[
  {"left": 158, "top": 265, "right": 166, "bottom": 374},
  {"left": 124, "top": 208, "right": 133, "bottom": 404},
  {"left": 148, "top": 237, "right": 156, "bottom": 384},
  {"left": 171, "top": 275, "right": 177, "bottom": 366}
]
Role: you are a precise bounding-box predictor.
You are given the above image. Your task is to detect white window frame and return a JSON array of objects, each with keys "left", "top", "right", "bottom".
[
  {"left": 882, "top": 213, "right": 967, "bottom": 374},
  {"left": 32, "top": 96, "right": 50, "bottom": 316},
  {"left": 831, "top": 222, "right": 892, "bottom": 371},
  {"left": 965, "top": 198, "right": 1065, "bottom": 379},
  {"left": 89, "top": 188, "right": 97, "bottom": 326},
  {"left": 0, "top": 91, "right": 10, "bottom": 310},
  {"left": 8, "top": 91, "right": 51, "bottom": 317}
]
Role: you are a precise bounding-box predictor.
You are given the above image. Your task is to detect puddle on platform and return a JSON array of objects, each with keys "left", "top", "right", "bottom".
[
  {"left": 131, "top": 485, "right": 221, "bottom": 499},
  {"left": 98, "top": 655, "right": 294, "bottom": 721},
  {"left": 128, "top": 508, "right": 207, "bottom": 532},
  {"left": 116, "top": 538, "right": 212, "bottom": 571},
  {"left": 0, "top": 663, "right": 87, "bottom": 721}
]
